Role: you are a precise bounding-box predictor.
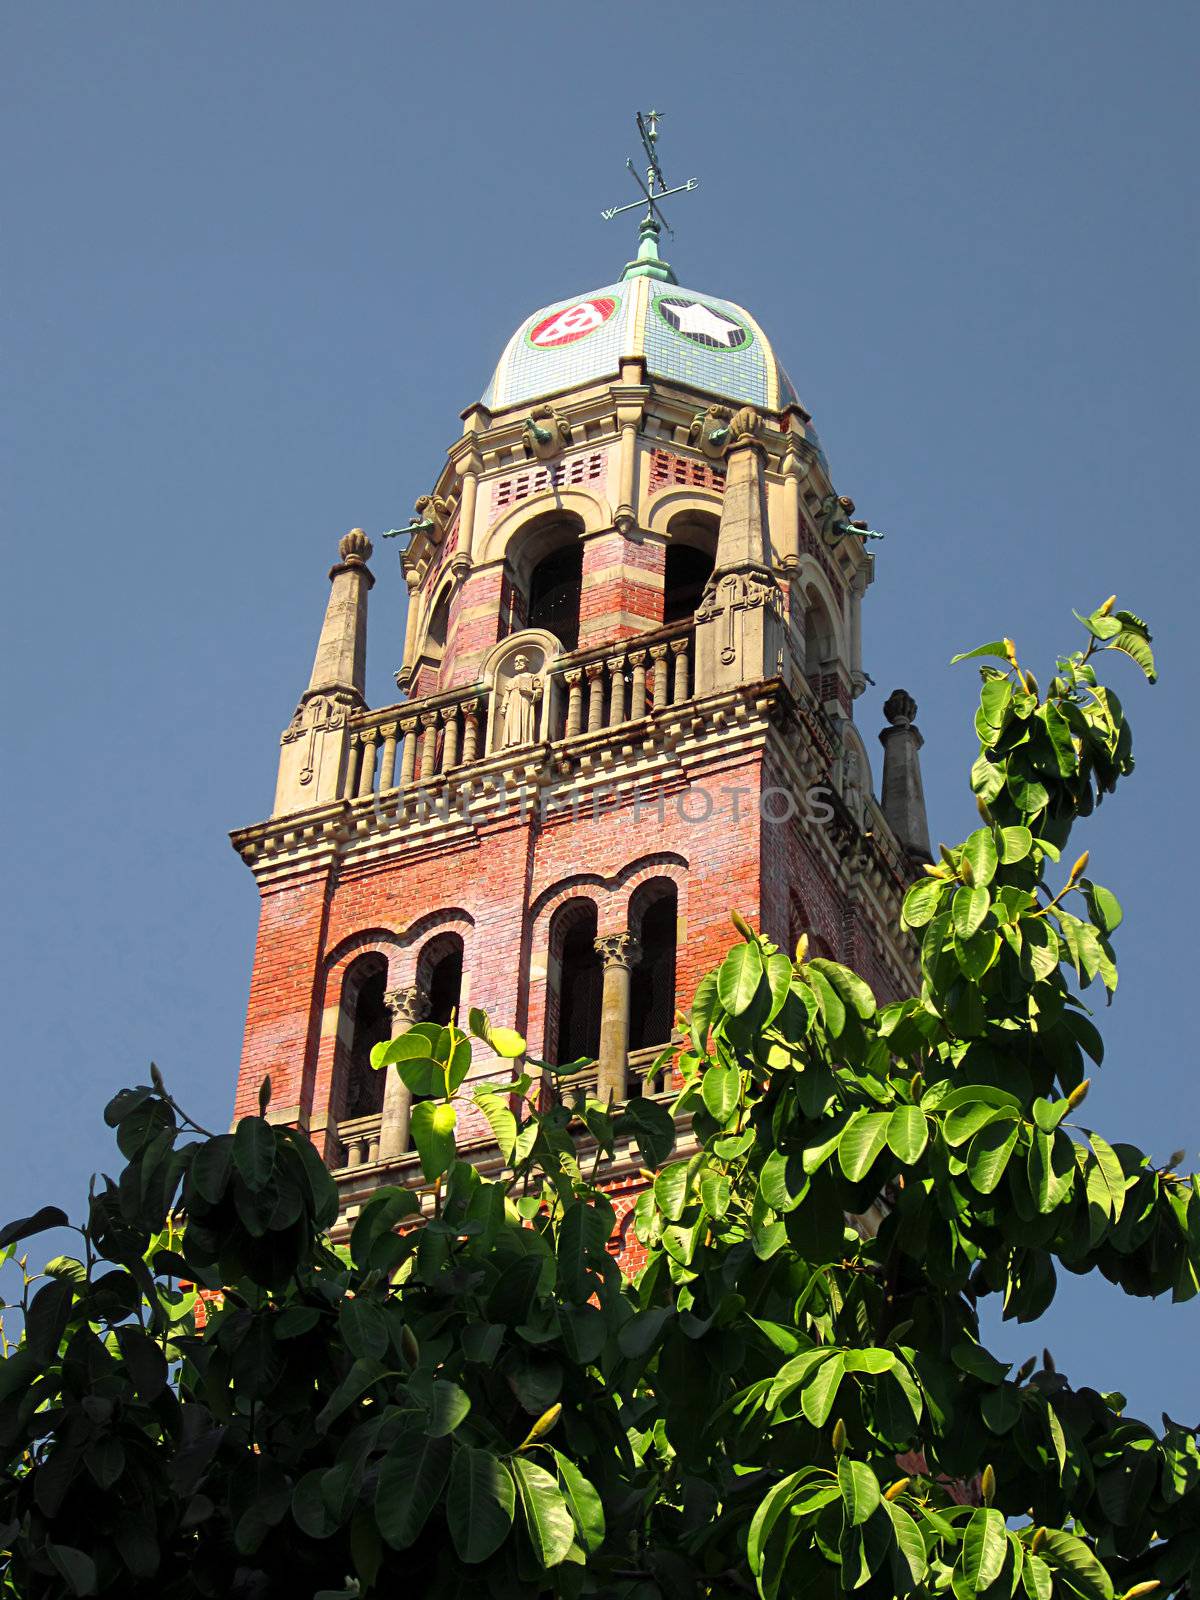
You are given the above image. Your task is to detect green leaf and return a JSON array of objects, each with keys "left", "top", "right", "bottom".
[
  {"left": 764, "top": 951, "right": 794, "bottom": 1023},
  {"left": 999, "top": 825, "right": 1033, "bottom": 862},
  {"left": 839, "top": 1458, "right": 881, "bottom": 1525},
  {"left": 427, "top": 1380, "right": 471, "bottom": 1437},
  {"left": 700, "top": 1170, "right": 731, "bottom": 1219},
  {"left": 447, "top": 1448, "right": 515, "bottom": 1564},
  {"left": 807, "top": 958, "right": 877, "bottom": 1020},
  {"left": 839, "top": 1112, "right": 892, "bottom": 1181},
  {"left": 1085, "top": 882, "right": 1123, "bottom": 934},
  {"left": 375, "top": 1431, "right": 453, "bottom": 1549},
  {"left": 944, "top": 1100, "right": 1007, "bottom": 1148},
  {"left": 801, "top": 1351, "right": 846, "bottom": 1425},
  {"left": 968, "top": 1119, "right": 1020, "bottom": 1193},
  {"left": 951, "top": 1340, "right": 1010, "bottom": 1384},
  {"left": 556, "top": 1202, "right": 611, "bottom": 1301},
  {"left": 0, "top": 1204, "right": 69, "bottom": 1251},
  {"left": 701, "top": 1063, "right": 741, "bottom": 1123},
  {"left": 617, "top": 1097, "right": 676, "bottom": 1168},
  {"left": 760, "top": 1150, "right": 806, "bottom": 1213},
  {"left": 553, "top": 1451, "right": 606, "bottom": 1555},
  {"left": 1022, "top": 1551, "right": 1053, "bottom": 1600},
  {"left": 807, "top": 968, "right": 846, "bottom": 1036},
  {"left": 232, "top": 1117, "right": 275, "bottom": 1191},
  {"left": 489, "top": 1026, "right": 526, "bottom": 1058},
  {"left": 953, "top": 885, "right": 991, "bottom": 939},
  {"left": 980, "top": 676, "right": 1012, "bottom": 730},
  {"left": 409, "top": 1100, "right": 457, "bottom": 1182},
  {"left": 191, "top": 1136, "right": 234, "bottom": 1204},
  {"left": 618, "top": 1306, "right": 673, "bottom": 1358},
  {"left": 1036, "top": 1528, "right": 1113, "bottom": 1600},
  {"left": 962, "top": 828, "right": 999, "bottom": 887},
  {"left": 885, "top": 1500, "right": 928, "bottom": 1593},
  {"left": 1108, "top": 616, "right": 1157, "bottom": 682},
  {"left": 951, "top": 640, "right": 1009, "bottom": 663},
  {"left": 960, "top": 1507, "right": 1008, "bottom": 1592},
  {"left": 717, "top": 941, "right": 765, "bottom": 1016},
  {"left": 338, "top": 1297, "right": 388, "bottom": 1362},
  {"left": 47, "top": 1545, "right": 97, "bottom": 1597},
  {"left": 902, "top": 877, "right": 945, "bottom": 929},
  {"left": 887, "top": 1106, "right": 928, "bottom": 1164},
  {"left": 511, "top": 1456, "right": 575, "bottom": 1569},
  {"left": 653, "top": 1161, "right": 690, "bottom": 1222}
]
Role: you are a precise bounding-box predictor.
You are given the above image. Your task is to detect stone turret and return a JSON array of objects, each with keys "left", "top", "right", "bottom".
[
  {"left": 879, "top": 689, "right": 932, "bottom": 868},
  {"left": 273, "top": 530, "right": 374, "bottom": 815},
  {"left": 694, "top": 408, "right": 784, "bottom": 693}
]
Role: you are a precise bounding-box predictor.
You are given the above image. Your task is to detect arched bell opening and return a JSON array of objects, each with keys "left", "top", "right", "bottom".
[
  {"left": 417, "top": 931, "right": 465, "bottom": 1028},
  {"left": 629, "top": 879, "right": 679, "bottom": 1053},
  {"left": 663, "top": 513, "right": 717, "bottom": 625},
  {"left": 339, "top": 953, "right": 390, "bottom": 1120},
  {"left": 545, "top": 898, "right": 602, "bottom": 1066},
  {"left": 503, "top": 513, "right": 587, "bottom": 654}
]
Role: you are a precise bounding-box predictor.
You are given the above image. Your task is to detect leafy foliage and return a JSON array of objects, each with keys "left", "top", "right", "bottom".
[{"left": 3, "top": 601, "right": 1198, "bottom": 1597}]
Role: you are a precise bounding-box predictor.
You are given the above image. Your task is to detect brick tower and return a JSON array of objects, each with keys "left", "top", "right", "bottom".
[{"left": 230, "top": 201, "right": 931, "bottom": 1243}]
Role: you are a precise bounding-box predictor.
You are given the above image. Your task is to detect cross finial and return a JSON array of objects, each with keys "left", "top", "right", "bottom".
[{"left": 600, "top": 109, "right": 699, "bottom": 276}]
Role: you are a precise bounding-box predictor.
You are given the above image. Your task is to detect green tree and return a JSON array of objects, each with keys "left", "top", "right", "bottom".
[{"left": 3, "top": 600, "right": 1197, "bottom": 1599}]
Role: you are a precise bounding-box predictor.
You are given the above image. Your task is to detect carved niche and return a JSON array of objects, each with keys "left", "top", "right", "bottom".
[{"left": 480, "top": 630, "right": 563, "bottom": 755}]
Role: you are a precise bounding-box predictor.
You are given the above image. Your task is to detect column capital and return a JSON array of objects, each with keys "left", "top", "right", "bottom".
[
  {"left": 384, "top": 984, "right": 431, "bottom": 1025},
  {"left": 420, "top": 710, "right": 440, "bottom": 730},
  {"left": 584, "top": 660, "right": 606, "bottom": 681},
  {"left": 668, "top": 637, "right": 689, "bottom": 656},
  {"left": 594, "top": 932, "right": 642, "bottom": 971},
  {"left": 649, "top": 643, "right": 670, "bottom": 662}
]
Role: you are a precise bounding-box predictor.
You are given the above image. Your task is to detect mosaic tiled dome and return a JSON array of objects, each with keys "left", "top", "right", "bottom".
[{"left": 482, "top": 271, "right": 804, "bottom": 417}]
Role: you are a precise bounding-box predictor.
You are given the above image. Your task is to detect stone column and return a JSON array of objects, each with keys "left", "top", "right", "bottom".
[
  {"left": 461, "top": 699, "right": 481, "bottom": 764},
  {"left": 594, "top": 933, "right": 641, "bottom": 1104},
  {"left": 399, "top": 717, "right": 418, "bottom": 787},
  {"left": 341, "top": 734, "right": 361, "bottom": 800},
  {"left": 378, "top": 723, "right": 399, "bottom": 791},
  {"left": 441, "top": 705, "right": 461, "bottom": 770},
  {"left": 649, "top": 644, "right": 670, "bottom": 708},
  {"left": 607, "top": 656, "right": 627, "bottom": 725},
  {"left": 849, "top": 565, "right": 870, "bottom": 699},
  {"left": 380, "top": 984, "right": 430, "bottom": 1159},
  {"left": 879, "top": 690, "right": 933, "bottom": 869},
  {"left": 670, "top": 637, "right": 690, "bottom": 704},
  {"left": 585, "top": 662, "right": 606, "bottom": 732},
  {"left": 629, "top": 651, "right": 648, "bottom": 719},
  {"left": 419, "top": 711, "right": 439, "bottom": 781},
  {"left": 564, "top": 670, "right": 584, "bottom": 738},
  {"left": 356, "top": 728, "right": 378, "bottom": 798},
  {"left": 397, "top": 560, "right": 422, "bottom": 689}
]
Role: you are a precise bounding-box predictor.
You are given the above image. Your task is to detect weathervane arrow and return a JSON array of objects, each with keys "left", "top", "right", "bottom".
[{"left": 600, "top": 109, "right": 698, "bottom": 237}]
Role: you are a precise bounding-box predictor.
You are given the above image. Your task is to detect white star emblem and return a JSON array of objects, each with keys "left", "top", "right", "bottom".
[{"left": 661, "top": 299, "right": 745, "bottom": 346}]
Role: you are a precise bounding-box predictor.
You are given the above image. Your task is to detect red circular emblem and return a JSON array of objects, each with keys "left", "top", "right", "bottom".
[{"left": 527, "top": 297, "right": 617, "bottom": 349}]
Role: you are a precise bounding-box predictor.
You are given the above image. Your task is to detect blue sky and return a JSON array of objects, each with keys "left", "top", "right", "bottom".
[{"left": 3, "top": 4, "right": 1196, "bottom": 1419}]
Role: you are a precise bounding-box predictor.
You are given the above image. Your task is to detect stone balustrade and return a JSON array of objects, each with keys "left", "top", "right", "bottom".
[
  {"left": 343, "top": 621, "right": 696, "bottom": 804},
  {"left": 344, "top": 684, "right": 490, "bottom": 801},
  {"left": 549, "top": 623, "right": 695, "bottom": 743},
  {"left": 336, "top": 1112, "right": 383, "bottom": 1168}
]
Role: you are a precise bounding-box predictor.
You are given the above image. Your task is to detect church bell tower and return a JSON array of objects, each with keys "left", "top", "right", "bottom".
[{"left": 229, "top": 120, "right": 931, "bottom": 1244}]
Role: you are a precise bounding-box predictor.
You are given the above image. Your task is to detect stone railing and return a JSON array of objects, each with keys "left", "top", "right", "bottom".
[
  {"left": 547, "top": 622, "right": 695, "bottom": 742},
  {"left": 552, "top": 1040, "right": 679, "bottom": 1108},
  {"left": 342, "top": 621, "right": 696, "bottom": 804},
  {"left": 336, "top": 1111, "right": 383, "bottom": 1169},
  {"left": 344, "top": 683, "right": 492, "bottom": 800}
]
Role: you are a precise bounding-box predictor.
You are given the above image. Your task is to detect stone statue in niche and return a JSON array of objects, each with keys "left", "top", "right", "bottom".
[{"left": 498, "top": 653, "right": 543, "bottom": 748}]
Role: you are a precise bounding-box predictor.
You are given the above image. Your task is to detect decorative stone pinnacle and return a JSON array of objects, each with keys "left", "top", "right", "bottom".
[
  {"left": 883, "top": 689, "right": 918, "bottom": 728},
  {"left": 339, "top": 528, "right": 373, "bottom": 566},
  {"left": 728, "top": 405, "right": 763, "bottom": 447}
]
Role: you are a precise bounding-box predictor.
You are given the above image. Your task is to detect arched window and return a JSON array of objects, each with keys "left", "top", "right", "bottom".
[
  {"left": 803, "top": 592, "right": 835, "bottom": 681},
  {"left": 527, "top": 544, "right": 583, "bottom": 652},
  {"left": 546, "top": 899, "right": 602, "bottom": 1066},
  {"left": 418, "top": 932, "right": 465, "bottom": 1028},
  {"left": 630, "top": 881, "right": 679, "bottom": 1051},
  {"left": 341, "top": 955, "right": 389, "bottom": 1120},
  {"left": 425, "top": 589, "right": 451, "bottom": 665},
  {"left": 663, "top": 544, "right": 714, "bottom": 625}
]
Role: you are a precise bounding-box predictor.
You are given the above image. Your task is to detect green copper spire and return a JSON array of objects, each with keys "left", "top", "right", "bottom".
[
  {"left": 621, "top": 216, "right": 677, "bottom": 283},
  {"left": 601, "top": 110, "right": 696, "bottom": 283}
]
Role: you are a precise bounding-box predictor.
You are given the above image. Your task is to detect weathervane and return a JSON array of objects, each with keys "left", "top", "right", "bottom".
[{"left": 600, "top": 110, "right": 698, "bottom": 238}]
